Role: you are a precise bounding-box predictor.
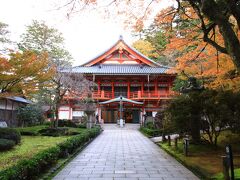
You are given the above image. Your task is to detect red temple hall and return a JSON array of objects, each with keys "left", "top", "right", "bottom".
[{"left": 59, "top": 37, "right": 176, "bottom": 124}]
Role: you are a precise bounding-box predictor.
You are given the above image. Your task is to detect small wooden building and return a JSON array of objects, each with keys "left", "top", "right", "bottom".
[
  {"left": 59, "top": 37, "right": 176, "bottom": 124},
  {"left": 0, "top": 97, "right": 31, "bottom": 127}
]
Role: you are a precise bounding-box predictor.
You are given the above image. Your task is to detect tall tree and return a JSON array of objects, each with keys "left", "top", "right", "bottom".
[
  {"left": 133, "top": 27, "right": 177, "bottom": 66},
  {"left": 0, "top": 51, "right": 53, "bottom": 97},
  {"left": 0, "top": 21, "right": 11, "bottom": 54},
  {"left": 0, "top": 21, "right": 10, "bottom": 44},
  {"left": 19, "top": 20, "right": 93, "bottom": 125},
  {"left": 59, "top": 0, "right": 240, "bottom": 71},
  {"left": 19, "top": 20, "right": 72, "bottom": 68},
  {"left": 153, "top": 4, "right": 240, "bottom": 91},
  {"left": 132, "top": 39, "right": 159, "bottom": 60}
]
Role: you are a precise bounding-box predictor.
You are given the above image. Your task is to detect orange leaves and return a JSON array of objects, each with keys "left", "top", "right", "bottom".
[
  {"left": 155, "top": 6, "right": 176, "bottom": 25},
  {"left": 154, "top": 4, "right": 240, "bottom": 91},
  {"left": 0, "top": 51, "right": 54, "bottom": 97},
  {"left": 132, "top": 39, "right": 159, "bottom": 59},
  {"left": 134, "top": 19, "right": 144, "bottom": 32}
]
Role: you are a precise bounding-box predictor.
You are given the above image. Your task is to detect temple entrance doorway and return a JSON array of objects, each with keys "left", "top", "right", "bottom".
[
  {"left": 124, "top": 109, "right": 140, "bottom": 123},
  {"left": 102, "top": 109, "right": 140, "bottom": 123}
]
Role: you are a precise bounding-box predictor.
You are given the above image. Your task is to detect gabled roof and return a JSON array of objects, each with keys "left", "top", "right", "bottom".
[{"left": 81, "top": 36, "right": 161, "bottom": 67}]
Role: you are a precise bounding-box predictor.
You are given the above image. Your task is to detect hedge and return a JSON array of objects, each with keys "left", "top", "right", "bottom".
[
  {"left": 0, "top": 139, "right": 15, "bottom": 151},
  {"left": 0, "top": 127, "right": 101, "bottom": 180},
  {"left": 58, "top": 120, "right": 77, "bottom": 128},
  {"left": 38, "top": 127, "right": 68, "bottom": 137},
  {"left": 0, "top": 128, "right": 21, "bottom": 144},
  {"left": 140, "top": 127, "right": 163, "bottom": 137}
]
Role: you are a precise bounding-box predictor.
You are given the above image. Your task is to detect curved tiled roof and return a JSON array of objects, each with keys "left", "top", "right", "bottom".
[
  {"left": 69, "top": 64, "right": 169, "bottom": 74},
  {"left": 81, "top": 36, "right": 161, "bottom": 67}
]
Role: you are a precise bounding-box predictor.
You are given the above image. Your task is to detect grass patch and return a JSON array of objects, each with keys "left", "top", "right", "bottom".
[
  {"left": 213, "top": 168, "right": 240, "bottom": 179},
  {"left": 16, "top": 125, "right": 48, "bottom": 135},
  {"left": 0, "top": 127, "right": 101, "bottom": 180},
  {"left": 0, "top": 135, "right": 69, "bottom": 171},
  {"left": 0, "top": 126, "right": 89, "bottom": 170},
  {"left": 156, "top": 130, "right": 240, "bottom": 179}
]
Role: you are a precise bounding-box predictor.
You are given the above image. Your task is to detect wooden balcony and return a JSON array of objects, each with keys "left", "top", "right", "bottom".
[{"left": 92, "top": 90, "right": 177, "bottom": 100}]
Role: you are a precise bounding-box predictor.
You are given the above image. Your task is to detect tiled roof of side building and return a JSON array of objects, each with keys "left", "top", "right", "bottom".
[
  {"left": 68, "top": 64, "right": 170, "bottom": 74},
  {"left": 7, "top": 97, "right": 32, "bottom": 104}
]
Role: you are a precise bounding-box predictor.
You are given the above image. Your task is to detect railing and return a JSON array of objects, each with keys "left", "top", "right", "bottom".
[
  {"left": 92, "top": 90, "right": 177, "bottom": 100},
  {"left": 92, "top": 91, "right": 112, "bottom": 99}
]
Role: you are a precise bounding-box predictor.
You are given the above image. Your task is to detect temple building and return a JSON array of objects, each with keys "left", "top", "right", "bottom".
[{"left": 59, "top": 37, "right": 176, "bottom": 124}]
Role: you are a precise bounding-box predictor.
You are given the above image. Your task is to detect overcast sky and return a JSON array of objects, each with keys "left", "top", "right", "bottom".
[{"left": 0, "top": 0, "right": 172, "bottom": 66}]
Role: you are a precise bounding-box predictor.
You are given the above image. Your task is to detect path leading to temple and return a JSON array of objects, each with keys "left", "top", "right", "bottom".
[{"left": 53, "top": 124, "right": 199, "bottom": 180}]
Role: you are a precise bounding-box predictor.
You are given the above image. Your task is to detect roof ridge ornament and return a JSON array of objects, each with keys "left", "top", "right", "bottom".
[{"left": 119, "top": 35, "right": 123, "bottom": 40}]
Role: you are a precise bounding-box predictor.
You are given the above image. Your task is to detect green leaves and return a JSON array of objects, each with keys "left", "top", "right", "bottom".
[{"left": 19, "top": 20, "right": 72, "bottom": 69}]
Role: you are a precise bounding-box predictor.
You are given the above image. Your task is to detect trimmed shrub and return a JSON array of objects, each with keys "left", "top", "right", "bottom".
[
  {"left": 140, "top": 127, "right": 162, "bottom": 137},
  {"left": 39, "top": 127, "right": 68, "bottom": 137},
  {"left": 0, "top": 146, "right": 60, "bottom": 180},
  {"left": 0, "top": 128, "right": 21, "bottom": 144},
  {"left": 0, "top": 127, "right": 101, "bottom": 180},
  {"left": 78, "top": 123, "right": 87, "bottom": 128},
  {"left": 16, "top": 125, "right": 47, "bottom": 136},
  {"left": 18, "top": 130, "right": 38, "bottom": 136},
  {"left": 58, "top": 120, "right": 77, "bottom": 128},
  {"left": 66, "top": 130, "right": 81, "bottom": 136},
  {"left": 0, "top": 139, "right": 15, "bottom": 151}
]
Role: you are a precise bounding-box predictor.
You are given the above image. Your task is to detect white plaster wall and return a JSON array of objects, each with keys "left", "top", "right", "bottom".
[
  {"left": 72, "top": 111, "right": 84, "bottom": 117},
  {"left": 59, "top": 111, "right": 70, "bottom": 119}
]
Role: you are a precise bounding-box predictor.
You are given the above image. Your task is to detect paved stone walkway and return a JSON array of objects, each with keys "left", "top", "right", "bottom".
[{"left": 53, "top": 124, "right": 199, "bottom": 180}]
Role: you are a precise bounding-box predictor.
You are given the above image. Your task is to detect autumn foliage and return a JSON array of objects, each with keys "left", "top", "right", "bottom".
[
  {"left": 0, "top": 51, "right": 54, "bottom": 97},
  {"left": 133, "top": 4, "right": 240, "bottom": 91}
]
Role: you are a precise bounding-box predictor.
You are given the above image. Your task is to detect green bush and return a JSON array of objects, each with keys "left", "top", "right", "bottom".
[
  {"left": 20, "top": 131, "right": 38, "bottom": 136},
  {"left": 0, "top": 127, "right": 101, "bottom": 180},
  {"left": 58, "top": 120, "right": 77, "bottom": 128},
  {"left": 0, "top": 139, "right": 15, "bottom": 151},
  {"left": 0, "top": 128, "right": 21, "bottom": 144},
  {"left": 140, "top": 127, "right": 162, "bottom": 137},
  {"left": 78, "top": 123, "right": 87, "bottom": 128},
  {"left": 17, "top": 104, "right": 44, "bottom": 126},
  {"left": 57, "top": 127, "right": 101, "bottom": 158},
  {"left": 16, "top": 125, "right": 47, "bottom": 136},
  {"left": 0, "top": 146, "right": 60, "bottom": 180},
  {"left": 66, "top": 130, "right": 81, "bottom": 136},
  {"left": 39, "top": 127, "right": 68, "bottom": 137},
  {"left": 145, "top": 122, "right": 155, "bottom": 129},
  {"left": 43, "top": 121, "right": 51, "bottom": 126}
]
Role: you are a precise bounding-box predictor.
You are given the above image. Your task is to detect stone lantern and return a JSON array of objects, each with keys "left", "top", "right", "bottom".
[{"left": 80, "top": 98, "right": 96, "bottom": 129}]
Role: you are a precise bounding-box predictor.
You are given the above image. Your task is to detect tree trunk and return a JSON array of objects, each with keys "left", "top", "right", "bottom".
[
  {"left": 54, "top": 97, "right": 61, "bottom": 128},
  {"left": 54, "top": 107, "right": 59, "bottom": 128},
  {"left": 201, "top": 0, "right": 240, "bottom": 71},
  {"left": 191, "top": 114, "right": 201, "bottom": 144}
]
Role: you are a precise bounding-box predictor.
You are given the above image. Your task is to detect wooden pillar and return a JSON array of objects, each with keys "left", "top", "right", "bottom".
[
  {"left": 154, "top": 79, "right": 158, "bottom": 97},
  {"left": 97, "top": 81, "right": 101, "bottom": 97},
  {"left": 141, "top": 81, "right": 144, "bottom": 97},
  {"left": 127, "top": 81, "right": 130, "bottom": 98},
  {"left": 167, "top": 78, "right": 171, "bottom": 95},
  {"left": 112, "top": 81, "right": 114, "bottom": 98}
]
